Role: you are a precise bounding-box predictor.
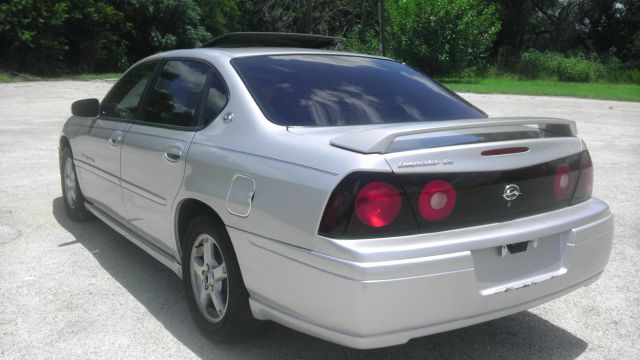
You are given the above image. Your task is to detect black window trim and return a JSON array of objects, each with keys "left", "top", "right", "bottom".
[{"left": 100, "top": 56, "right": 230, "bottom": 132}]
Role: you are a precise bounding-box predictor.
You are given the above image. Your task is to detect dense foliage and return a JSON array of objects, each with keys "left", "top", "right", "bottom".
[
  {"left": 0, "top": 0, "right": 638, "bottom": 82},
  {"left": 518, "top": 50, "right": 640, "bottom": 83},
  {"left": 386, "top": 0, "right": 500, "bottom": 75}
]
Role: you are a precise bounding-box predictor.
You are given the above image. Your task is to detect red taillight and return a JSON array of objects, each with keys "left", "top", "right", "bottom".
[
  {"left": 553, "top": 165, "right": 576, "bottom": 199},
  {"left": 418, "top": 180, "right": 457, "bottom": 221},
  {"left": 354, "top": 181, "right": 402, "bottom": 227},
  {"left": 319, "top": 194, "right": 344, "bottom": 231},
  {"left": 579, "top": 153, "right": 593, "bottom": 193},
  {"left": 319, "top": 172, "right": 417, "bottom": 238},
  {"left": 571, "top": 150, "right": 593, "bottom": 204}
]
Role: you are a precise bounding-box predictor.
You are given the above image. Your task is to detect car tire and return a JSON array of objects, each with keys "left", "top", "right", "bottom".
[
  {"left": 60, "top": 145, "right": 91, "bottom": 221},
  {"left": 182, "top": 215, "right": 255, "bottom": 341}
]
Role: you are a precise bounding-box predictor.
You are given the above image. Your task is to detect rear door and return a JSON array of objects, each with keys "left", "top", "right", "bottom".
[
  {"left": 73, "top": 61, "right": 159, "bottom": 220},
  {"left": 119, "top": 59, "right": 211, "bottom": 255}
]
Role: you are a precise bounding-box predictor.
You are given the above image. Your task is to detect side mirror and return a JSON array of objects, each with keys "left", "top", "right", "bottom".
[{"left": 71, "top": 98, "right": 100, "bottom": 117}]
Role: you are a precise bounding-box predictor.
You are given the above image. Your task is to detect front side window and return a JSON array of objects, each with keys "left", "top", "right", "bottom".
[
  {"left": 142, "top": 60, "right": 209, "bottom": 128},
  {"left": 232, "top": 55, "right": 486, "bottom": 126},
  {"left": 101, "top": 61, "right": 159, "bottom": 120}
]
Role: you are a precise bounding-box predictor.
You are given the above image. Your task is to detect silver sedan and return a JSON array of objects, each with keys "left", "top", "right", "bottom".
[{"left": 58, "top": 33, "right": 613, "bottom": 349}]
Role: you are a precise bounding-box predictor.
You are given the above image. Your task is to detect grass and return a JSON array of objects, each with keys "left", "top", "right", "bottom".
[
  {"left": 441, "top": 76, "right": 640, "bottom": 102},
  {"left": 2, "top": 70, "right": 638, "bottom": 102},
  {"left": 0, "top": 71, "right": 120, "bottom": 83},
  {"left": 68, "top": 72, "right": 121, "bottom": 81}
]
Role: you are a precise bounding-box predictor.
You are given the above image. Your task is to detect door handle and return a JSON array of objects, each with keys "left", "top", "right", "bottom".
[
  {"left": 108, "top": 135, "right": 122, "bottom": 147},
  {"left": 164, "top": 150, "right": 182, "bottom": 162}
]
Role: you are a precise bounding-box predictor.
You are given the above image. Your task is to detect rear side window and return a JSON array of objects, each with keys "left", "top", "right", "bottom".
[
  {"left": 101, "top": 61, "right": 158, "bottom": 120},
  {"left": 232, "top": 55, "right": 486, "bottom": 126},
  {"left": 142, "top": 60, "right": 209, "bottom": 128},
  {"left": 202, "top": 72, "right": 228, "bottom": 126}
]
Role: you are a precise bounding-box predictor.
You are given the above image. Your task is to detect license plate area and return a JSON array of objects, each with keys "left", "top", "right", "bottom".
[{"left": 472, "top": 232, "right": 569, "bottom": 295}]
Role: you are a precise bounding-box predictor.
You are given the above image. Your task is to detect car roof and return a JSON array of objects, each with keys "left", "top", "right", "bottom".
[{"left": 143, "top": 47, "right": 390, "bottom": 63}]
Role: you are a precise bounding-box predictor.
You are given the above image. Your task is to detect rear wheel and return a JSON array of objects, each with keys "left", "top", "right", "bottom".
[
  {"left": 182, "top": 215, "right": 254, "bottom": 340},
  {"left": 60, "top": 146, "right": 90, "bottom": 221}
]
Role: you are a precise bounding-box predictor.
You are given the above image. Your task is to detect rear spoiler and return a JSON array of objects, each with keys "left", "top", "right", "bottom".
[{"left": 329, "top": 117, "right": 577, "bottom": 154}]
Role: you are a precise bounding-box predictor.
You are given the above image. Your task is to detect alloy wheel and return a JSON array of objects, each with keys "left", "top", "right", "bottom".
[
  {"left": 64, "top": 157, "right": 77, "bottom": 208},
  {"left": 190, "top": 234, "right": 228, "bottom": 323}
]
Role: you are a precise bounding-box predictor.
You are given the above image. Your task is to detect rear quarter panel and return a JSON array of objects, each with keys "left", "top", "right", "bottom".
[
  {"left": 175, "top": 55, "right": 391, "bottom": 251},
  {"left": 182, "top": 142, "right": 336, "bottom": 249}
]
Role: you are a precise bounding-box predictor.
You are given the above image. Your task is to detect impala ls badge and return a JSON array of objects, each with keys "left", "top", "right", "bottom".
[
  {"left": 503, "top": 184, "right": 522, "bottom": 201},
  {"left": 398, "top": 158, "right": 453, "bottom": 168}
]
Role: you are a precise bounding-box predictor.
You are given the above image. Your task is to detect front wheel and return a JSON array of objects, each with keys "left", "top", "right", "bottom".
[
  {"left": 182, "top": 215, "right": 254, "bottom": 340},
  {"left": 60, "top": 146, "right": 90, "bottom": 221}
]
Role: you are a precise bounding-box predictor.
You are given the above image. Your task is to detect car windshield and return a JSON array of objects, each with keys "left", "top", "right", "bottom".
[{"left": 232, "top": 54, "right": 486, "bottom": 126}]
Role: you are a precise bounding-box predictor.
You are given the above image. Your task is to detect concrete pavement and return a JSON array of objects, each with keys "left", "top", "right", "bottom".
[{"left": 0, "top": 81, "right": 638, "bottom": 359}]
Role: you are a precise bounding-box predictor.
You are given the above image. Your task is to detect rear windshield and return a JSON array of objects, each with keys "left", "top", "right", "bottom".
[{"left": 232, "top": 54, "right": 486, "bottom": 126}]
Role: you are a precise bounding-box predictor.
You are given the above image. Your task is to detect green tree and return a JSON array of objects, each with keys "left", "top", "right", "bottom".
[
  {"left": 386, "top": 0, "right": 500, "bottom": 76},
  {"left": 0, "top": 0, "right": 70, "bottom": 73},
  {"left": 238, "top": 0, "right": 379, "bottom": 37},
  {"left": 198, "top": 0, "right": 242, "bottom": 37},
  {"left": 65, "top": 1, "right": 128, "bottom": 72},
  {"left": 116, "top": 0, "right": 210, "bottom": 64},
  {"left": 486, "top": 0, "right": 536, "bottom": 68},
  {"left": 237, "top": 0, "right": 382, "bottom": 55},
  {"left": 238, "top": 0, "right": 306, "bottom": 32},
  {"left": 579, "top": 0, "right": 640, "bottom": 66},
  {"left": 0, "top": 0, "right": 210, "bottom": 73}
]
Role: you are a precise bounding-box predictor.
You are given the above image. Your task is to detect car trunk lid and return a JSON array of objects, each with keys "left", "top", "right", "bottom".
[
  {"left": 375, "top": 118, "right": 584, "bottom": 232},
  {"left": 302, "top": 117, "right": 591, "bottom": 238}
]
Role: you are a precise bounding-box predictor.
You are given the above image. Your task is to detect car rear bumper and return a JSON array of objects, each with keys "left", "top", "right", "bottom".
[{"left": 228, "top": 198, "right": 613, "bottom": 349}]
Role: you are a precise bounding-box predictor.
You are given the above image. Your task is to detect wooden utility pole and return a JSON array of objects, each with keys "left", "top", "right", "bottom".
[
  {"left": 305, "top": 0, "right": 313, "bottom": 33},
  {"left": 379, "top": 0, "right": 386, "bottom": 56}
]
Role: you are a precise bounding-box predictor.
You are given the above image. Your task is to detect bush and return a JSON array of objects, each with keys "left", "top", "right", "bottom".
[
  {"left": 599, "top": 56, "right": 640, "bottom": 84},
  {"left": 518, "top": 51, "right": 602, "bottom": 82},
  {"left": 517, "top": 50, "right": 639, "bottom": 84},
  {"left": 625, "top": 69, "right": 640, "bottom": 84},
  {"left": 386, "top": 0, "right": 500, "bottom": 76}
]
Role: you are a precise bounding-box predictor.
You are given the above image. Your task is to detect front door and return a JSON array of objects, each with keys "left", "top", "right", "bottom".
[
  {"left": 120, "top": 59, "right": 210, "bottom": 255},
  {"left": 73, "top": 61, "right": 159, "bottom": 220}
]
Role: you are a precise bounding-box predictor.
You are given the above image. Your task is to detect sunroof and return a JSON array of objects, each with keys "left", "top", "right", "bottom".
[{"left": 202, "top": 32, "right": 344, "bottom": 49}]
